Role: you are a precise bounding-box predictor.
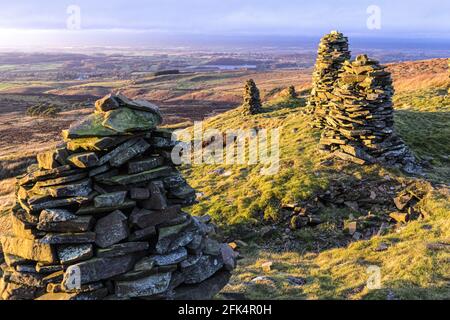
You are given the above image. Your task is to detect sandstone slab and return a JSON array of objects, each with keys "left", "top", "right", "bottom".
[
  {"left": 96, "top": 242, "right": 149, "bottom": 258},
  {"left": 57, "top": 244, "right": 94, "bottom": 265},
  {"left": 98, "top": 166, "right": 173, "bottom": 186},
  {"left": 94, "top": 210, "right": 128, "bottom": 248},
  {"left": 0, "top": 236, "right": 55, "bottom": 264},
  {"left": 40, "top": 232, "right": 96, "bottom": 245},
  {"left": 102, "top": 107, "right": 160, "bottom": 133},
  {"left": 128, "top": 157, "right": 164, "bottom": 174},
  {"left": 67, "top": 153, "right": 99, "bottom": 169},
  {"left": 182, "top": 255, "right": 223, "bottom": 284},
  {"left": 37, "top": 209, "right": 93, "bottom": 232},
  {"left": 62, "top": 255, "right": 135, "bottom": 289},
  {"left": 93, "top": 191, "right": 127, "bottom": 208},
  {"left": 115, "top": 272, "right": 171, "bottom": 298}
]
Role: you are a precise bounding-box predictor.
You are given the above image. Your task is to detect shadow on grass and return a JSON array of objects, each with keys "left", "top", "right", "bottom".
[
  {"left": 0, "top": 155, "right": 36, "bottom": 180},
  {"left": 222, "top": 245, "right": 313, "bottom": 299},
  {"left": 395, "top": 110, "right": 450, "bottom": 183},
  {"left": 261, "top": 97, "right": 307, "bottom": 113},
  {"left": 362, "top": 279, "right": 450, "bottom": 300}
]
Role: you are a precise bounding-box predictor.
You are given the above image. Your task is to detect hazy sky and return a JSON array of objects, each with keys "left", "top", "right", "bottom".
[{"left": 0, "top": 0, "right": 448, "bottom": 47}]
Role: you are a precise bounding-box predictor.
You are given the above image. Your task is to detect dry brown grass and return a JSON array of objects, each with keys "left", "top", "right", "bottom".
[{"left": 387, "top": 58, "right": 449, "bottom": 92}]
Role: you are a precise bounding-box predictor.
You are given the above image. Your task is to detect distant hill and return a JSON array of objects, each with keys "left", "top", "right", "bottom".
[
  {"left": 203, "top": 57, "right": 263, "bottom": 66},
  {"left": 387, "top": 58, "right": 448, "bottom": 92}
]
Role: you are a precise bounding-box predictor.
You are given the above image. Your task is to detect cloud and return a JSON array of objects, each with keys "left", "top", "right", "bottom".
[{"left": 0, "top": 0, "right": 448, "bottom": 35}]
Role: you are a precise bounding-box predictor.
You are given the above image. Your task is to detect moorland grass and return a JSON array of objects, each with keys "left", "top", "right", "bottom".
[
  {"left": 180, "top": 85, "right": 449, "bottom": 300},
  {"left": 220, "top": 189, "right": 449, "bottom": 300}
]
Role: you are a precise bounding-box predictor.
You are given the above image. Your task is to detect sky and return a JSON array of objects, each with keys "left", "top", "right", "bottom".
[{"left": 0, "top": 0, "right": 448, "bottom": 48}]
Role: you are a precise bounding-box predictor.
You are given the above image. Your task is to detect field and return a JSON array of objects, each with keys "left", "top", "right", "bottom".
[{"left": 0, "top": 52, "right": 448, "bottom": 300}]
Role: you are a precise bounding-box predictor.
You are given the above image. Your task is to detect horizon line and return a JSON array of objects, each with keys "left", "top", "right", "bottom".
[{"left": 0, "top": 28, "right": 449, "bottom": 38}]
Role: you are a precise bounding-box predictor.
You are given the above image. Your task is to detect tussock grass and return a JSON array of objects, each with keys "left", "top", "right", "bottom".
[
  {"left": 180, "top": 85, "right": 450, "bottom": 300},
  {"left": 181, "top": 99, "right": 330, "bottom": 229},
  {"left": 26, "top": 103, "right": 61, "bottom": 118},
  {"left": 221, "top": 189, "right": 450, "bottom": 300},
  {"left": 394, "top": 87, "right": 450, "bottom": 183},
  {"left": 181, "top": 93, "right": 434, "bottom": 230}
]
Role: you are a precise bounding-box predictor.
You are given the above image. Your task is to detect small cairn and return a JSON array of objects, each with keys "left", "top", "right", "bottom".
[
  {"left": 285, "top": 85, "right": 298, "bottom": 99},
  {"left": 0, "top": 93, "right": 237, "bottom": 300},
  {"left": 319, "top": 55, "right": 420, "bottom": 173},
  {"left": 308, "top": 31, "right": 351, "bottom": 127},
  {"left": 242, "top": 79, "right": 262, "bottom": 115}
]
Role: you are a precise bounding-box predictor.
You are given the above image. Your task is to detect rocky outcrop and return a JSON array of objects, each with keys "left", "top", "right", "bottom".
[
  {"left": 319, "top": 55, "right": 421, "bottom": 174},
  {"left": 308, "top": 31, "right": 351, "bottom": 127},
  {"left": 282, "top": 175, "right": 435, "bottom": 245},
  {"left": 0, "top": 93, "right": 237, "bottom": 300}
]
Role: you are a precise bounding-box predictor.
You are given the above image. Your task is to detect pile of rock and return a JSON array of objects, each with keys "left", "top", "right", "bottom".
[
  {"left": 0, "top": 93, "right": 237, "bottom": 300},
  {"left": 389, "top": 180, "right": 433, "bottom": 224},
  {"left": 319, "top": 55, "right": 420, "bottom": 173},
  {"left": 284, "top": 86, "right": 298, "bottom": 99},
  {"left": 284, "top": 174, "right": 434, "bottom": 243},
  {"left": 242, "top": 79, "right": 262, "bottom": 115},
  {"left": 308, "top": 31, "right": 351, "bottom": 127}
]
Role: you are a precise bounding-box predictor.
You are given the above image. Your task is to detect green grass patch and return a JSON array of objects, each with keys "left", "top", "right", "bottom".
[
  {"left": 221, "top": 189, "right": 449, "bottom": 300},
  {"left": 394, "top": 88, "right": 449, "bottom": 112},
  {"left": 0, "top": 152, "right": 37, "bottom": 180},
  {"left": 26, "top": 103, "right": 61, "bottom": 118},
  {"left": 181, "top": 98, "right": 383, "bottom": 232},
  {"left": 394, "top": 87, "right": 450, "bottom": 183}
]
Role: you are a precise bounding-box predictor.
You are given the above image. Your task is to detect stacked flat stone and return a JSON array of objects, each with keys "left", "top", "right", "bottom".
[
  {"left": 242, "top": 79, "right": 262, "bottom": 115},
  {"left": 308, "top": 31, "right": 351, "bottom": 127},
  {"left": 319, "top": 55, "right": 419, "bottom": 173},
  {"left": 0, "top": 93, "right": 237, "bottom": 300},
  {"left": 285, "top": 85, "right": 298, "bottom": 99}
]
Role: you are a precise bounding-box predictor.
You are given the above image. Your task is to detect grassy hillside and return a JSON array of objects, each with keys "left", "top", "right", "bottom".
[
  {"left": 181, "top": 98, "right": 328, "bottom": 227},
  {"left": 179, "top": 72, "right": 450, "bottom": 299},
  {"left": 394, "top": 87, "right": 450, "bottom": 182},
  {"left": 221, "top": 188, "right": 449, "bottom": 300},
  {"left": 182, "top": 88, "right": 449, "bottom": 228},
  {"left": 0, "top": 58, "right": 448, "bottom": 299}
]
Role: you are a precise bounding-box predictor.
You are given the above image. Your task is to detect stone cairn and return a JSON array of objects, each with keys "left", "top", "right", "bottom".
[
  {"left": 308, "top": 31, "right": 351, "bottom": 127},
  {"left": 319, "top": 55, "right": 419, "bottom": 173},
  {"left": 285, "top": 85, "right": 298, "bottom": 99},
  {"left": 0, "top": 93, "right": 237, "bottom": 300},
  {"left": 242, "top": 79, "right": 262, "bottom": 115}
]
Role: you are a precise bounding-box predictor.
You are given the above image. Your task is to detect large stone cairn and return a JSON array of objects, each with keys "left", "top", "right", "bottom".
[
  {"left": 319, "top": 55, "right": 419, "bottom": 173},
  {"left": 0, "top": 93, "right": 237, "bottom": 300},
  {"left": 308, "top": 31, "right": 351, "bottom": 127},
  {"left": 242, "top": 79, "right": 262, "bottom": 115}
]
